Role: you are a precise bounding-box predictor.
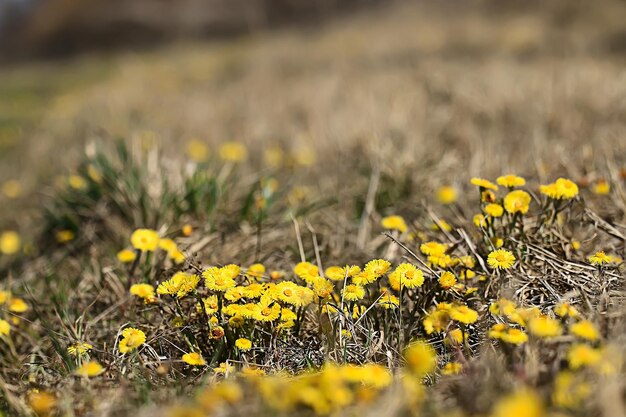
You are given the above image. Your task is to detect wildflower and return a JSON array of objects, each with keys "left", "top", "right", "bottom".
[
  {"left": 203, "top": 267, "right": 237, "bottom": 292},
  {"left": 500, "top": 328, "right": 528, "bottom": 345},
  {"left": 487, "top": 249, "right": 515, "bottom": 269},
  {"left": 8, "top": 298, "right": 28, "bottom": 313},
  {"left": 74, "top": 361, "right": 105, "bottom": 377},
  {"left": 567, "top": 344, "right": 601, "bottom": 370},
  {"left": 67, "top": 342, "right": 93, "bottom": 357},
  {"left": 158, "top": 272, "right": 200, "bottom": 298},
  {"left": 275, "top": 281, "right": 313, "bottom": 307},
  {"left": 325, "top": 265, "right": 360, "bottom": 281},
  {"left": 68, "top": 174, "right": 87, "bottom": 190},
  {"left": 438, "top": 271, "right": 457, "bottom": 289},
  {"left": 246, "top": 263, "right": 266, "bottom": 279},
  {"left": 55, "top": 230, "right": 74, "bottom": 243},
  {"left": 441, "top": 362, "right": 463, "bottom": 375},
  {"left": 431, "top": 219, "right": 452, "bottom": 232},
  {"left": 130, "top": 229, "right": 159, "bottom": 252},
  {"left": 28, "top": 391, "right": 57, "bottom": 416},
  {"left": 528, "top": 315, "right": 562, "bottom": 338},
  {"left": 2, "top": 179, "right": 22, "bottom": 198},
  {"left": 186, "top": 139, "right": 210, "bottom": 162},
  {"left": 481, "top": 190, "right": 497, "bottom": 203},
  {"left": 158, "top": 238, "right": 177, "bottom": 253},
  {"left": 293, "top": 261, "right": 319, "bottom": 283},
  {"left": 554, "top": 302, "right": 579, "bottom": 319},
  {"left": 118, "top": 327, "right": 146, "bottom": 354},
  {"left": 449, "top": 305, "right": 478, "bottom": 324},
  {"left": 242, "top": 283, "right": 265, "bottom": 299},
  {"left": 235, "top": 338, "right": 252, "bottom": 351},
  {"left": 364, "top": 259, "right": 391, "bottom": 279},
  {"left": 342, "top": 284, "right": 365, "bottom": 301},
  {"left": 182, "top": 352, "right": 206, "bottom": 366},
  {"left": 552, "top": 371, "right": 591, "bottom": 409},
  {"left": 436, "top": 185, "right": 457, "bottom": 204},
  {"left": 471, "top": 177, "right": 498, "bottom": 191},
  {"left": 391, "top": 263, "right": 424, "bottom": 289},
  {"left": 117, "top": 248, "right": 136, "bottom": 263},
  {"left": 214, "top": 362, "right": 234, "bottom": 375},
  {"left": 555, "top": 178, "right": 579, "bottom": 199},
  {"left": 0, "top": 319, "right": 10, "bottom": 336},
  {"left": 592, "top": 179, "right": 610, "bottom": 195},
  {"left": 130, "top": 283, "right": 156, "bottom": 302},
  {"left": 210, "top": 326, "right": 225, "bottom": 340},
  {"left": 420, "top": 241, "right": 447, "bottom": 256},
  {"left": 86, "top": 165, "right": 102, "bottom": 183},
  {"left": 0, "top": 231, "right": 21, "bottom": 255},
  {"left": 571, "top": 240, "right": 581, "bottom": 251},
  {"left": 491, "top": 389, "right": 543, "bottom": 417},
  {"left": 381, "top": 215, "right": 408, "bottom": 233},
  {"left": 182, "top": 224, "right": 193, "bottom": 236},
  {"left": 264, "top": 146, "right": 284, "bottom": 168},
  {"left": 219, "top": 141, "right": 247, "bottom": 162},
  {"left": 485, "top": 203, "right": 504, "bottom": 217},
  {"left": 423, "top": 306, "right": 452, "bottom": 334},
  {"left": 404, "top": 340, "right": 437, "bottom": 378},
  {"left": 589, "top": 251, "right": 612, "bottom": 265},
  {"left": 378, "top": 293, "right": 399, "bottom": 309},
  {"left": 312, "top": 277, "right": 334, "bottom": 299},
  {"left": 503, "top": 190, "right": 531, "bottom": 214},
  {"left": 292, "top": 146, "right": 316, "bottom": 166},
  {"left": 497, "top": 174, "right": 526, "bottom": 188},
  {"left": 253, "top": 299, "right": 281, "bottom": 322},
  {"left": 473, "top": 214, "right": 487, "bottom": 227},
  {"left": 570, "top": 320, "right": 599, "bottom": 341}
]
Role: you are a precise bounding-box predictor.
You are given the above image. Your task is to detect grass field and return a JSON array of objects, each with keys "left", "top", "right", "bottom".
[{"left": 1, "top": 1, "right": 625, "bottom": 416}]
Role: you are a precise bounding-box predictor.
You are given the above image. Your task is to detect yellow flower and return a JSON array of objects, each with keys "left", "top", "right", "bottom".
[
  {"left": 130, "top": 283, "right": 156, "bottom": 302},
  {"left": 235, "top": 338, "right": 252, "bottom": 351},
  {"left": 325, "top": 265, "right": 361, "bottom": 281},
  {"left": 119, "top": 327, "right": 146, "bottom": 354},
  {"left": 74, "top": 361, "right": 105, "bottom": 377},
  {"left": 491, "top": 236, "right": 504, "bottom": 248},
  {"left": 28, "top": 391, "right": 57, "bottom": 416},
  {"left": 390, "top": 263, "right": 424, "bottom": 289},
  {"left": 67, "top": 342, "right": 93, "bottom": 356},
  {"left": 219, "top": 141, "right": 247, "bottom": 162},
  {"left": 363, "top": 259, "right": 391, "bottom": 279},
  {"left": 130, "top": 229, "right": 159, "bottom": 252},
  {"left": 473, "top": 214, "right": 487, "bottom": 227},
  {"left": 55, "top": 230, "right": 74, "bottom": 243},
  {"left": 246, "top": 263, "right": 266, "bottom": 279},
  {"left": 487, "top": 249, "right": 515, "bottom": 269},
  {"left": 431, "top": 219, "right": 452, "bottom": 232},
  {"left": 86, "top": 165, "right": 102, "bottom": 183},
  {"left": 381, "top": 215, "right": 408, "bottom": 233},
  {"left": 496, "top": 174, "right": 526, "bottom": 188},
  {"left": 540, "top": 183, "right": 559, "bottom": 199},
  {"left": 528, "top": 315, "right": 562, "bottom": 338},
  {"left": 0, "top": 319, "right": 10, "bottom": 336},
  {"left": 552, "top": 371, "right": 591, "bottom": 409},
  {"left": 491, "top": 389, "right": 543, "bottom": 417},
  {"left": 449, "top": 305, "right": 478, "bottom": 324},
  {"left": 484, "top": 203, "right": 504, "bottom": 217},
  {"left": 554, "top": 302, "right": 579, "bottom": 319},
  {"left": 2, "top": 179, "right": 22, "bottom": 198},
  {"left": 253, "top": 299, "right": 281, "bottom": 322},
  {"left": 592, "top": 179, "right": 610, "bottom": 195},
  {"left": 438, "top": 271, "right": 456, "bottom": 289},
  {"left": 0, "top": 231, "right": 21, "bottom": 255},
  {"left": 9, "top": 297, "right": 28, "bottom": 313},
  {"left": 554, "top": 178, "right": 579, "bottom": 199},
  {"left": 264, "top": 146, "right": 284, "bottom": 168},
  {"left": 342, "top": 284, "right": 365, "bottom": 301},
  {"left": 471, "top": 177, "right": 498, "bottom": 191},
  {"left": 588, "top": 251, "right": 612, "bottom": 265},
  {"left": 436, "top": 185, "right": 457, "bottom": 205},
  {"left": 186, "top": 139, "right": 210, "bottom": 162},
  {"left": 182, "top": 224, "right": 193, "bottom": 236},
  {"left": 567, "top": 344, "right": 601, "bottom": 370},
  {"left": 503, "top": 190, "right": 531, "bottom": 214},
  {"left": 420, "top": 241, "right": 447, "bottom": 256},
  {"left": 404, "top": 340, "right": 437, "bottom": 378},
  {"left": 481, "top": 189, "right": 497, "bottom": 203},
  {"left": 203, "top": 267, "right": 237, "bottom": 292},
  {"left": 68, "top": 174, "right": 87, "bottom": 190},
  {"left": 182, "top": 352, "right": 206, "bottom": 366},
  {"left": 571, "top": 240, "right": 581, "bottom": 251},
  {"left": 157, "top": 272, "right": 200, "bottom": 298},
  {"left": 569, "top": 320, "right": 599, "bottom": 341},
  {"left": 293, "top": 261, "right": 319, "bottom": 283},
  {"left": 500, "top": 328, "right": 528, "bottom": 345},
  {"left": 378, "top": 293, "right": 399, "bottom": 309},
  {"left": 117, "top": 248, "right": 137, "bottom": 263},
  {"left": 441, "top": 362, "right": 463, "bottom": 375},
  {"left": 158, "top": 238, "right": 177, "bottom": 253}
]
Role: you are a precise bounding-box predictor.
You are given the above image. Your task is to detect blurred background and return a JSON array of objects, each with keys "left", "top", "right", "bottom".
[{"left": 1, "top": 0, "right": 625, "bottom": 226}]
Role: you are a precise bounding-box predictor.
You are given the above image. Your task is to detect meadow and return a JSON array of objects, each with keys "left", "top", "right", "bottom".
[{"left": 0, "top": 1, "right": 625, "bottom": 416}]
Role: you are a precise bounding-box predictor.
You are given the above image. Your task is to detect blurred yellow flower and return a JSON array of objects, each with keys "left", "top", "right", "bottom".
[
  {"left": 441, "top": 362, "right": 463, "bottom": 375},
  {"left": 130, "top": 283, "right": 156, "bottom": 302},
  {"left": 74, "top": 361, "right": 105, "bottom": 377},
  {"left": 68, "top": 174, "right": 87, "bottom": 190},
  {"left": 219, "top": 142, "right": 247, "bottom": 162},
  {"left": 528, "top": 315, "right": 562, "bottom": 338},
  {"left": 117, "top": 248, "right": 137, "bottom": 263},
  {"left": 490, "top": 389, "right": 543, "bottom": 417},
  {"left": 449, "top": 305, "right": 478, "bottom": 324},
  {"left": 186, "top": 139, "right": 210, "bottom": 162},
  {"left": 420, "top": 241, "right": 447, "bottom": 256},
  {"left": 28, "top": 391, "right": 57, "bottom": 416},
  {"left": 2, "top": 179, "right": 22, "bottom": 198},
  {"left": 0, "top": 319, "right": 10, "bottom": 336},
  {"left": 55, "top": 230, "right": 74, "bottom": 243},
  {"left": 485, "top": 203, "right": 504, "bottom": 217},
  {"left": 67, "top": 342, "right": 93, "bottom": 356},
  {"left": 182, "top": 352, "right": 206, "bottom": 366},
  {"left": 8, "top": 297, "right": 28, "bottom": 313},
  {"left": 436, "top": 185, "right": 457, "bottom": 204},
  {"left": 569, "top": 320, "right": 599, "bottom": 341},
  {"left": 404, "top": 340, "right": 437, "bottom": 378},
  {"left": 130, "top": 228, "right": 159, "bottom": 252},
  {"left": 471, "top": 177, "right": 498, "bottom": 191},
  {"left": 592, "top": 179, "right": 610, "bottom": 195},
  {"left": 381, "top": 215, "right": 408, "bottom": 233},
  {"left": 0, "top": 231, "right": 21, "bottom": 255},
  {"left": 567, "top": 344, "right": 601, "bottom": 370}
]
